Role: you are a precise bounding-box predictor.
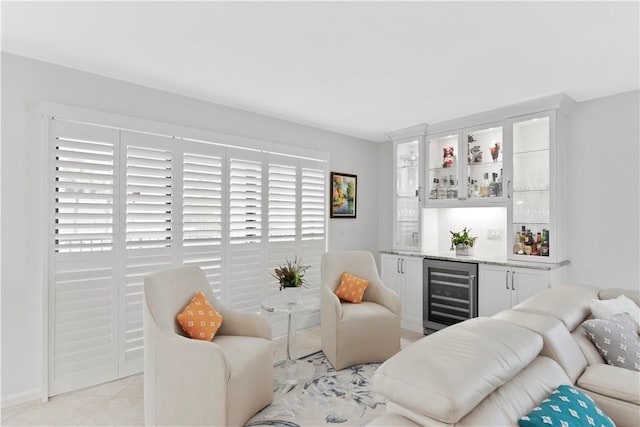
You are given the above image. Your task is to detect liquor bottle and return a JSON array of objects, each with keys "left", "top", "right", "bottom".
[
  {"left": 541, "top": 229, "right": 550, "bottom": 256},
  {"left": 480, "top": 173, "right": 490, "bottom": 197},
  {"left": 430, "top": 178, "right": 438, "bottom": 199},
  {"left": 489, "top": 172, "right": 498, "bottom": 197},
  {"left": 513, "top": 233, "right": 524, "bottom": 255},
  {"left": 497, "top": 168, "right": 503, "bottom": 197}
]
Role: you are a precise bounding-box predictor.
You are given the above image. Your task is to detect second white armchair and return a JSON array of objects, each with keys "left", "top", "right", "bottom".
[{"left": 321, "top": 251, "right": 401, "bottom": 370}]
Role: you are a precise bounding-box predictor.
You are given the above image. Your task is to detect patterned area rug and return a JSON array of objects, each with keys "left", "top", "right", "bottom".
[{"left": 246, "top": 352, "right": 386, "bottom": 426}]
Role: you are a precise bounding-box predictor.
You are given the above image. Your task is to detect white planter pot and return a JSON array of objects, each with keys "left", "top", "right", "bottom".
[
  {"left": 455, "top": 244, "right": 473, "bottom": 256},
  {"left": 280, "top": 287, "right": 303, "bottom": 304}
]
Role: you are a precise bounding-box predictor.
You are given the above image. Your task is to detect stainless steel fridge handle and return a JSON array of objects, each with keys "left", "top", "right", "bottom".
[
  {"left": 469, "top": 274, "right": 476, "bottom": 318},
  {"left": 511, "top": 271, "right": 516, "bottom": 291}
]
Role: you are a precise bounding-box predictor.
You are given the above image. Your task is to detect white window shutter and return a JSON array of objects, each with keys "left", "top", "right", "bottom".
[
  {"left": 49, "top": 119, "right": 120, "bottom": 395},
  {"left": 182, "top": 148, "right": 225, "bottom": 298},
  {"left": 121, "top": 131, "right": 176, "bottom": 375},
  {"left": 226, "top": 152, "right": 263, "bottom": 311}
]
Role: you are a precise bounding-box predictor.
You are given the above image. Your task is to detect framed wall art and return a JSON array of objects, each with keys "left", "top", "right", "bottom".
[{"left": 330, "top": 172, "right": 357, "bottom": 218}]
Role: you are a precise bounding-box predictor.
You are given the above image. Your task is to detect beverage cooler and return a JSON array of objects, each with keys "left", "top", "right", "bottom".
[{"left": 423, "top": 259, "right": 478, "bottom": 333}]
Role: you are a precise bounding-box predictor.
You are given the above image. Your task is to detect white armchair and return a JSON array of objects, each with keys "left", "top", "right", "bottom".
[
  {"left": 321, "top": 251, "right": 401, "bottom": 370},
  {"left": 143, "top": 265, "right": 274, "bottom": 426}
]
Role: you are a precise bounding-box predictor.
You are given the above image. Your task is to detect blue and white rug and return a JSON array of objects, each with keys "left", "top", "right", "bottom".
[{"left": 246, "top": 352, "right": 385, "bottom": 426}]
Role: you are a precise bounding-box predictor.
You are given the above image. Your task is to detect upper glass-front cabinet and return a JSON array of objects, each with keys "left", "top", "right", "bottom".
[
  {"left": 466, "top": 125, "right": 504, "bottom": 200},
  {"left": 427, "top": 132, "right": 460, "bottom": 201},
  {"left": 394, "top": 138, "right": 422, "bottom": 250},
  {"left": 508, "top": 112, "right": 559, "bottom": 262},
  {"left": 425, "top": 123, "right": 506, "bottom": 205}
]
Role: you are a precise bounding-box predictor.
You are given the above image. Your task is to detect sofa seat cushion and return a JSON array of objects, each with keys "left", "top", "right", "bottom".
[
  {"left": 577, "top": 364, "right": 640, "bottom": 405},
  {"left": 339, "top": 300, "right": 394, "bottom": 322},
  {"left": 374, "top": 318, "right": 543, "bottom": 424},
  {"left": 459, "top": 356, "right": 571, "bottom": 426}
]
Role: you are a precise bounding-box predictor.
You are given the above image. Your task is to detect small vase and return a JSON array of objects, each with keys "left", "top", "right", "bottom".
[
  {"left": 281, "top": 287, "right": 303, "bottom": 304},
  {"left": 455, "top": 243, "right": 473, "bottom": 256}
]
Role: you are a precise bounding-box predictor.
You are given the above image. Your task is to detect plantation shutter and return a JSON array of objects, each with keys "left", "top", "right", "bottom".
[
  {"left": 227, "top": 150, "right": 264, "bottom": 311},
  {"left": 48, "top": 119, "right": 119, "bottom": 395},
  {"left": 299, "top": 161, "right": 327, "bottom": 296},
  {"left": 121, "top": 131, "right": 176, "bottom": 375},
  {"left": 182, "top": 142, "right": 225, "bottom": 299},
  {"left": 266, "top": 155, "right": 299, "bottom": 298}
]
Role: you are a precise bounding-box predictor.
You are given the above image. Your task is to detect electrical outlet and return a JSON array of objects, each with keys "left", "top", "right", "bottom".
[{"left": 487, "top": 227, "right": 503, "bottom": 241}]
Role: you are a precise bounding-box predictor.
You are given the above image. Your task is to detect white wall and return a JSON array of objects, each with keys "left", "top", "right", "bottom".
[
  {"left": 566, "top": 90, "right": 640, "bottom": 289},
  {"left": 0, "top": 53, "right": 380, "bottom": 404}
]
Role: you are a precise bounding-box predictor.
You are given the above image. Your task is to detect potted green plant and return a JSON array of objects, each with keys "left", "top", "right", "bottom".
[
  {"left": 450, "top": 227, "right": 478, "bottom": 256},
  {"left": 271, "top": 256, "right": 310, "bottom": 303}
]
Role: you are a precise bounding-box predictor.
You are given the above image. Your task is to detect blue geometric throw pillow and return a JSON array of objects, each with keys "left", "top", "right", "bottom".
[{"left": 518, "top": 384, "right": 615, "bottom": 427}]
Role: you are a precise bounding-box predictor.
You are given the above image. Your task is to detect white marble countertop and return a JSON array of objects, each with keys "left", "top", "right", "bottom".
[{"left": 379, "top": 249, "right": 569, "bottom": 270}]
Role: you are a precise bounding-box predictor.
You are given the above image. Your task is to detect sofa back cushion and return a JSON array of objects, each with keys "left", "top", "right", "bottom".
[
  {"left": 512, "top": 285, "right": 599, "bottom": 331},
  {"left": 599, "top": 288, "right": 640, "bottom": 307},
  {"left": 493, "top": 310, "right": 588, "bottom": 382}
]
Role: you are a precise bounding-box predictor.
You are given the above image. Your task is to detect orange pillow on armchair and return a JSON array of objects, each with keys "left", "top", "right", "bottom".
[{"left": 335, "top": 272, "right": 369, "bottom": 303}]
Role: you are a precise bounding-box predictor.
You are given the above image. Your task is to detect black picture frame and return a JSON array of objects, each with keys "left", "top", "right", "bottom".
[{"left": 330, "top": 172, "right": 357, "bottom": 218}]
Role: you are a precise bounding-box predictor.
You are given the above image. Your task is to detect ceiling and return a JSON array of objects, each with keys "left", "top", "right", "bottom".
[{"left": 2, "top": 1, "right": 638, "bottom": 142}]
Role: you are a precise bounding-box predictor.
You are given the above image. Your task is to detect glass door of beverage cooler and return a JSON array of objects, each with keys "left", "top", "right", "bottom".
[
  {"left": 510, "top": 113, "right": 553, "bottom": 260},
  {"left": 426, "top": 132, "right": 461, "bottom": 202},
  {"left": 395, "top": 139, "right": 421, "bottom": 250},
  {"left": 464, "top": 123, "right": 505, "bottom": 201}
]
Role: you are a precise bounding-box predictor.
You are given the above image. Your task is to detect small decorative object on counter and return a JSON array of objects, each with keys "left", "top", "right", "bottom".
[
  {"left": 450, "top": 227, "right": 478, "bottom": 256},
  {"left": 442, "top": 145, "right": 455, "bottom": 168}
]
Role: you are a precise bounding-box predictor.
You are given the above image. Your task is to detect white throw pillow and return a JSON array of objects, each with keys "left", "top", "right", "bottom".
[{"left": 590, "top": 294, "right": 640, "bottom": 327}]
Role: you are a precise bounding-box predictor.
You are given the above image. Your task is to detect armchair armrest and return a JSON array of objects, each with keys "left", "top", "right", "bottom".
[
  {"left": 366, "top": 278, "right": 401, "bottom": 316},
  {"left": 218, "top": 307, "right": 272, "bottom": 340},
  {"left": 322, "top": 283, "right": 342, "bottom": 320},
  {"left": 146, "top": 323, "right": 228, "bottom": 426}
]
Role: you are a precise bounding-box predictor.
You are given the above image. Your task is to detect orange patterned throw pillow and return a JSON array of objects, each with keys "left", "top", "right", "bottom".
[
  {"left": 176, "top": 291, "right": 223, "bottom": 341},
  {"left": 335, "top": 272, "right": 369, "bottom": 303}
]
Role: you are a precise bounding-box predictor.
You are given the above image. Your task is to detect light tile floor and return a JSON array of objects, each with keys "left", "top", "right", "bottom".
[{"left": 2, "top": 327, "right": 423, "bottom": 426}]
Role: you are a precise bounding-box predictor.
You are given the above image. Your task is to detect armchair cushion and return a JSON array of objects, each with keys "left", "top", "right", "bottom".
[
  {"left": 176, "top": 291, "right": 223, "bottom": 340},
  {"left": 335, "top": 272, "right": 369, "bottom": 303}
]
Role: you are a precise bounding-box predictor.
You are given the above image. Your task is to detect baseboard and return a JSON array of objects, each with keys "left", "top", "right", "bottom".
[{"left": 1, "top": 389, "right": 41, "bottom": 408}]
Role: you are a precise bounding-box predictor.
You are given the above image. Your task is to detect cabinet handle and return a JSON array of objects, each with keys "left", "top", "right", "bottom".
[
  {"left": 507, "top": 180, "right": 512, "bottom": 199},
  {"left": 416, "top": 187, "right": 422, "bottom": 202},
  {"left": 511, "top": 271, "right": 516, "bottom": 291},
  {"left": 505, "top": 270, "right": 509, "bottom": 290},
  {"left": 400, "top": 258, "right": 405, "bottom": 274},
  {"left": 397, "top": 258, "right": 400, "bottom": 274},
  {"left": 468, "top": 274, "right": 476, "bottom": 318}
]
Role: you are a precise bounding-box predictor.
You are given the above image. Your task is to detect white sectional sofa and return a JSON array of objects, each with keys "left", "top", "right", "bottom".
[{"left": 371, "top": 285, "right": 640, "bottom": 427}]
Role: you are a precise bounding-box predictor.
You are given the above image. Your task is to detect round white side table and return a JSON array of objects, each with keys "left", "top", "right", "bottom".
[{"left": 261, "top": 294, "right": 320, "bottom": 384}]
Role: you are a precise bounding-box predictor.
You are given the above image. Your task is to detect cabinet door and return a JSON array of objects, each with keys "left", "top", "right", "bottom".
[
  {"left": 508, "top": 111, "right": 557, "bottom": 263},
  {"left": 425, "top": 131, "right": 462, "bottom": 203},
  {"left": 394, "top": 139, "right": 422, "bottom": 250},
  {"left": 400, "top": 257, "right": 423, "bottom": 333},
  {"left": 511, "top": 267, "right": 550, "bottom": 306},
  {"left": 464, "top": 123, "right": 505, "bottom": 201},
  {"left": 478, "top": 264, "right": 511, "bottom": 317},
  {"left": 380, "top": 255, "right": 402, "bottom": 297}
]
